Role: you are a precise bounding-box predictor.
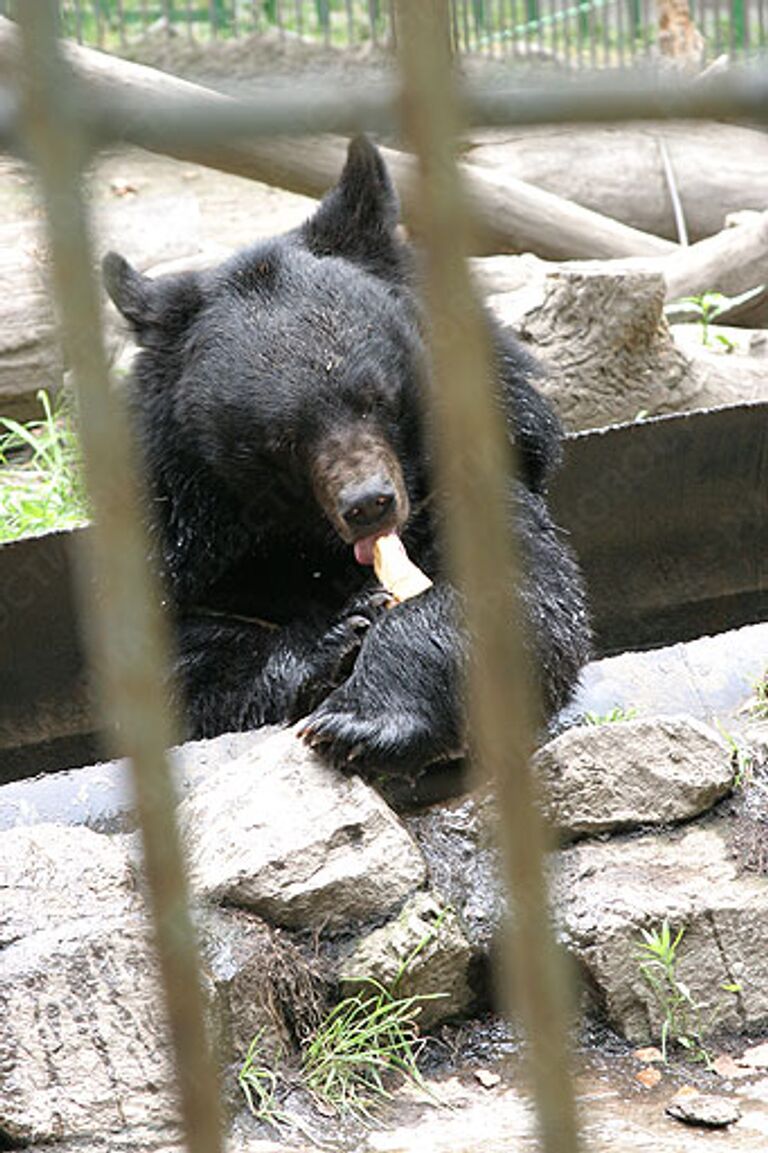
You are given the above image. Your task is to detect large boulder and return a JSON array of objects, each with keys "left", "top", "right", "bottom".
[
  {"left": 555, "top": 825, "right": 768, "bottom": 1041},
  {"left": 535, "top": 715, "right": 734, "bottom": 839},
  {"left": 0, "top": 825, "right": 179, "bottom": 1145},
  {"left": 180, "top": 726, "right": 427, "bottom": 930}
]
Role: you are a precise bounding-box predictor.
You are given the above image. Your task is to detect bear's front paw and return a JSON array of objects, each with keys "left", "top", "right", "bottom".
[
  {"left": 314, "top": 590, "right": 392, "bottom": 684},
  {"left": 299, "top": 686, "right": 452, "bottom": 775}
]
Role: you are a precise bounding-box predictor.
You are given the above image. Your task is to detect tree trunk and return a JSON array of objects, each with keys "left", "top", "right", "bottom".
[{"left": 486, "top": 268, "right": 768, "bottom": 432}]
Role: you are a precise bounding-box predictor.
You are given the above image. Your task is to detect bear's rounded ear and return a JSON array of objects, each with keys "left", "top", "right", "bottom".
[
  {"left": 102, "top": 251, "right": 203, "bottom": 344},
  {"left": 102, "top": 251, "right": 152, "bottom": 330},
  {"left": 302, "top": 135, "right": 404, "bottom": 280}
]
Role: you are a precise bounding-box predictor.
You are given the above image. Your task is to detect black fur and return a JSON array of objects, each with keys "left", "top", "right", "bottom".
[{"left": 103, "top": 136, "right": 590, "bottom": 773}]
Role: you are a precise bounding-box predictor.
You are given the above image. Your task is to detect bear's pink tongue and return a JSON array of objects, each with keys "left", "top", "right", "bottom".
[{"left": 354, "top": 532, "right": 388, "bottom": 566}]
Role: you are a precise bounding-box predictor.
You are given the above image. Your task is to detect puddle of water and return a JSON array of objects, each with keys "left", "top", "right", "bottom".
[{"left": 361, "top": 1049, "right": 768, "bottom": 1153}]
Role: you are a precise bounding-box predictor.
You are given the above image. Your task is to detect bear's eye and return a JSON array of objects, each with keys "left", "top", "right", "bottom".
[{"left": 355, "top": 383, "right": 402, "bottom": 422}]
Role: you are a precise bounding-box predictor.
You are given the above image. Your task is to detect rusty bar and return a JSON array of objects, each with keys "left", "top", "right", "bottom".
[
  {"left": 394, "top": 3, "right": 582, "bottom": 1152},
  {"left": 15, "top": 7, "right": 225, "bottom": 1153}
]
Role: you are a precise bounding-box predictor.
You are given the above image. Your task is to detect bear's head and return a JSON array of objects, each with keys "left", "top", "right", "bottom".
[{"left": 103, "top": 137, "right": 428, "bottom": 567}]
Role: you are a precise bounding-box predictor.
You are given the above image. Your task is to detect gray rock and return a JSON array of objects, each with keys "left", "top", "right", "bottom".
[
  {"left": 0, "top": 824, "right": 178, "bottom": 1144},
  {"left": 180, "top": 726, "right": 426, "bottom": 930},
  {"left": 555, "top": 825, "right": 768, "bottom": 1041},
  {"left": 338, "top": 892, "right": 476, "bottom": 1028},
  {"left": 0, "top": 824, "right": 139, "bottom": 944},
  {"left": 407, "top": 793, "right": 503, "bottom": 952},
  {"left": 666, "top": 1094, "right": 742, "bottom": 1128},
  {"left": 535, "top": 715, "right": 734, "bottom": 839},
  {"left": 202, "top": 907, "right": 330, "bottom": 1064}
]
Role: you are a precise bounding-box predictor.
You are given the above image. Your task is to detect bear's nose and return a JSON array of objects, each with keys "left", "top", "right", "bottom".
[{"left": 340, "top": 483, "right": 396, "bottom": 533}]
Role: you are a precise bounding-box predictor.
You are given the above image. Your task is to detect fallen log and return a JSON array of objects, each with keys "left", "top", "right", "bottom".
[
  {"left": 0, "top": 198, "right": 202, "bottom": 419},
  {"left": 464, "top": 121, "right": 768, "bottom": 244},
  {"left": 662, "top": 211, "right": 768, "bottom": 301},
  {"left": 473, "top": 210, "right": 768, "bottom": 310},
  {"left": 0, "top": 16, "right": 674, "bottom": 262}
]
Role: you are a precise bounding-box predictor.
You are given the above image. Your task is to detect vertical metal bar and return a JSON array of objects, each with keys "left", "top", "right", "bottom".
[
  {"left": 209, "top": 0, "right": 218, "bottom": 38},
  {"left": 627, "top": 0, "right": 641, "bottom": 59},
  {"left": 714, "top": 0, "right": 723, "bottom": 54},
  {"left": 345, "top": 0, "right": 355, "bottom": 43},
  {"left": 369, "top": 0, "right": 379, "bottom": 44},
  {"left": 462, "top": 0, "right": 471, "bottom": 49},
  {"left": 115, "top": 0, "right": 127, "bottom": 49},
  {"left": 16, "top": 8, "right": 226, "bottom": 1153},
  {"left": 732, "top": 0, "right": 746, "bottom": 55},
  {"left": 589, "top": 0, "right": 597, "bottom": 66},
  {"left": 549, "top": 0, "right": 558, "bottom": 60},
  {"left": 394, "top": 3, "right": 582, "bottom": 1152},
  {"left": 388, "top": 0, "right": 397, "bottom": 47},
  {"left": 602, "top": 0, "right": 611, "bottom": 65},
  {"left": 617, "top": 0, "right": 625, "bottom": 68},
  {"left": 92, "top": 0, "right": 104, "bottom": 47},
  {"left": 163, "top": 0, "right": 173, "bottom": 40},
  {"left": 296, "top": 0, "right": 304, "bottom": 39},
  {"left": 187, "top": 0, "right": 195, "bottom": 39}
]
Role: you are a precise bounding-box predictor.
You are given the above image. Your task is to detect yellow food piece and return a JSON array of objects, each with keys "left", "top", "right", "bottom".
[{"left": 373, "top": 534, "right": 433, "bottom": 603}]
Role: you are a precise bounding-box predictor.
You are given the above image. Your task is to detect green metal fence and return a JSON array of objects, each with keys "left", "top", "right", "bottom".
[{"left": 2, "top": 0, "right": 764, "bottom": 65}]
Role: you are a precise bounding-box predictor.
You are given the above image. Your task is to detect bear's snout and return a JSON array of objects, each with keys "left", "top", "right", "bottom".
[
  {"left": 310, "top": 426, "right": 410, "bottom": 547},
  {"left": 339, "top": 481, "right": 396, "bottom": 533}
]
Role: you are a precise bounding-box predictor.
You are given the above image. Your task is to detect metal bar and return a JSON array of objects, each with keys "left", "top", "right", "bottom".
[
  {"left": 91, "top": 0, "right": 104, "bottom": 48},
  {"left": 394, "top": 3, "right": 582, "bottom": 1152},
  {"left": 732, "top": 0, "right": 746, "bottom": 55},
  {"left": 3, "top": 41, "right": 768, "bottom": 154},
  {"left": 345, "top": 0, "right": 354, "bottom": 43},
  {"left": 602, "top": 0, "right": 611, "bottom": 66},
  {"left": 462, "top": 0, "right": 471, "bottom": 49},
  {"left": 15, "top": 8, "right": 225, "bottom": 1153},
  {"left": 714, "top": 0, "right": 723, "bottom": 55},
  {"left": 116, "top": 0, "right": 127, "bottom": 49},
  {"left": 42, "top": 68, "right": 768, "bottom": 152}
]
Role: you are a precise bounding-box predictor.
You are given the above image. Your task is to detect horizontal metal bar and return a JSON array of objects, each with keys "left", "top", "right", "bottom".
[{"left": 1, "top": 63, "right": 767, "bottom": 157}]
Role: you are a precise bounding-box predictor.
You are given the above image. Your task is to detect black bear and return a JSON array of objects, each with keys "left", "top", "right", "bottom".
[{"left": 103, "top": 136, "right": 590, "bottom": 774}]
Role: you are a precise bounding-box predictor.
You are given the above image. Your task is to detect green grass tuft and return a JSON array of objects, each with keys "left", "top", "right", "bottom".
[
  {"left": 301, "top": 978, "right": 432, "bottom": 1121},
  {"left": 0, "top": 390, "right": 88, "bottom": 543}
]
